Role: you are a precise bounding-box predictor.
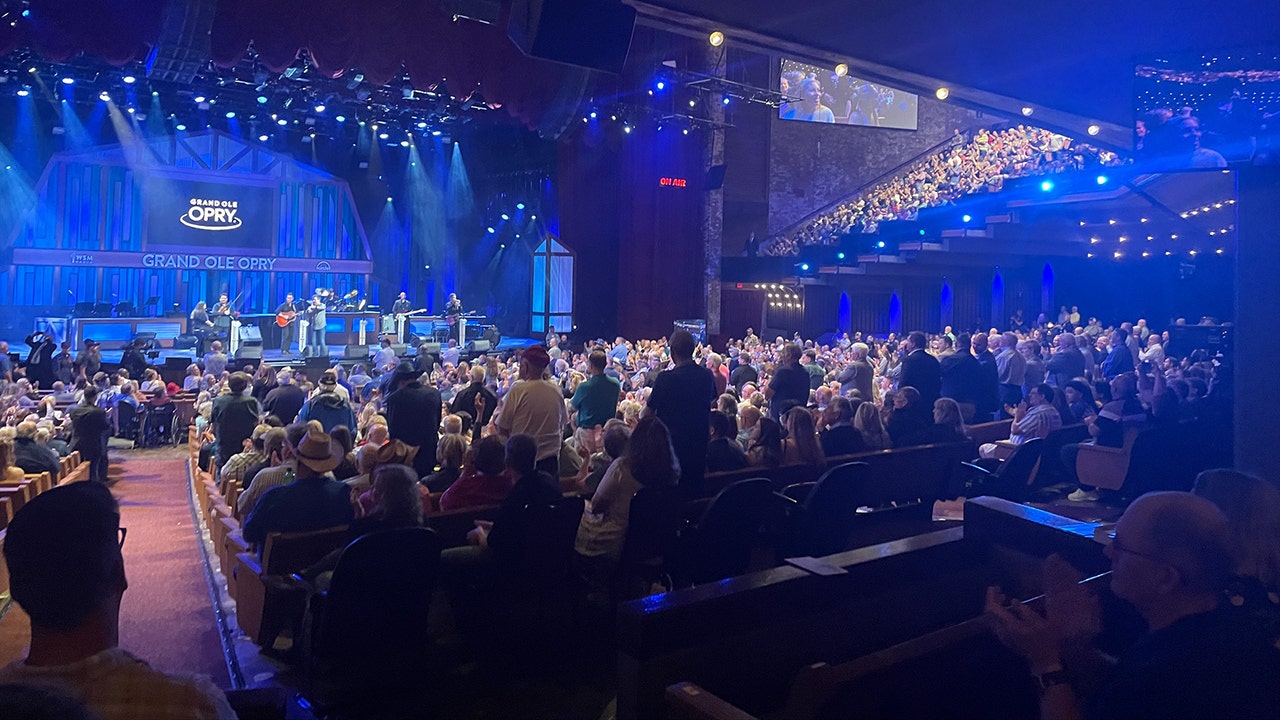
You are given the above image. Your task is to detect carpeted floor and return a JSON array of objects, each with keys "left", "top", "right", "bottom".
[{"left": 0, "top": 447, "right": 230, "bottom": 687}]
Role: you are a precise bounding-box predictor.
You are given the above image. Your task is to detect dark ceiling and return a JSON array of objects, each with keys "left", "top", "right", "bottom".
[{"left": 633, "top": 0, "right": 1280, "bottom": 127}]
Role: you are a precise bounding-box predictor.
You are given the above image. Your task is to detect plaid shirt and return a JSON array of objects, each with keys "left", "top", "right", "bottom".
[
  {"left": 236, "top": 460, "right": 296, "bottom": 518},
  {"left": 1009, "top": 402, "right": 1062, "bottom": 444},
  {"left": 0, "top": 648, "right": 235, "bottom": 720},
  {"left": 219, "top": 449, "right": 266, "bottom": 486}
]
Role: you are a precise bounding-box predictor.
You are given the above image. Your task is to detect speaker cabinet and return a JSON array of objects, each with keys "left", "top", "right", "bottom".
[
  {"left": 344, "top": 345, "right": 370, "bottom": 359},
  {"left": 418, "top": 342, "right": 442, "bottom": 355},
  {"left": 235, "top": 346, "right": 263, "bottom": 361},
  {"left": 391, "top": 343, "right": 409, "bottom": 356},
  {"left": 508, "top": 0, "right": 635, "bottom": 74},
  {"left": 467, "top": 340, "right": 492, "bottom": 352}
]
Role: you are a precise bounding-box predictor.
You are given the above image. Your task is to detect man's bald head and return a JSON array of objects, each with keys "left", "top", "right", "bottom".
[{"left": 1114, "top": 492, "right": 1233, "bottom": 597}]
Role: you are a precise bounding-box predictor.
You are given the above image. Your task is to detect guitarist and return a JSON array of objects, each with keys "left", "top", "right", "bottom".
[
  {"left": 275, "top": 292, "right": 299, "bottom": 356},
  {"left": 304, "top": 294, "right": 328, "bottom": 359},
  {"left": 391, "top": 292, "right": 413, "bottom": 343}
]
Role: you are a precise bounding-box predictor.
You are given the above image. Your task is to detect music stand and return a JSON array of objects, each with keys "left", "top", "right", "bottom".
[
  {"left": 73, "top": 302, "right": 95, "bottom": 318},
  {"left": 92, "top": 302, "right": 113, "bottom": 318},
  {"left": 143, "top": 296, "right": 160, "bottom": 317},
  {"left": 113, "top": 302, "right": 136, "bottom": 317}
]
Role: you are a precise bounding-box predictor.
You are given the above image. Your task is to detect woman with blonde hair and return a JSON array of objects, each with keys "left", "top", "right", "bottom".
[
  {"left": 928, "top": 397, "right": 968, "bottom": 443},
  {"left": 854, "top": 401, "right": 889, "bottom": 450},
  {"left": 782, "top": 406, "right": 825, "bottom": 467},
  {"left": 0, "top": 440, "right": 25, "bottom": 482}
]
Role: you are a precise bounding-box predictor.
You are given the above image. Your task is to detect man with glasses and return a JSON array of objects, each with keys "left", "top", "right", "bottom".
[
  {"left": 0, "top": 482, "right": 235, "bottom": 719},
  {"left": 986, "top": 492, "right": 1280, "bottom": 720}
]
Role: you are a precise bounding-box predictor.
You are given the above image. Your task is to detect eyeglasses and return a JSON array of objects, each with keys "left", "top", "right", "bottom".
[
  {"left": 118, "top": 527, "right": 128, "bottom": 549},
  {"left": 1107, "top": 532, "right": 1166, "bottom": 565}
]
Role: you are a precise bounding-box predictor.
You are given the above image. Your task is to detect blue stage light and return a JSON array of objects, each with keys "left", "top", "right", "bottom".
[
  {"left": 225, "top": 111, "right": 235, "bottom": 118},
  {"left": 962, "top": 214, "right": 972, "bottom": 223},
  {"left": 501, "top": 214, "right": 510, "bottom": 221},
  {"left": 335, "top": 115, "right": 346, "bottom": 122},
  {"left": 589, "top": 110, "right": 597, "bottom": 119},
  {"left": 314, "top": 103, "right": 325, "bottom": 113},
  {"left": 256, "top": 95, "right": 268, "bottom": 104},
  {"left": 258, "top": 134, "right": 268, "bottom": 142},
  {"left": 16, "top": 88, "right": 29, "bottom": 97},
  {"left": 516, "top": 203, "right": 525, "bottom": 210},
  {"left": 877, "top": 241, "right": 886, "bottom": 248},
  {"left": 431, "top": 130, "right": 442, "bottom": 136},
  {"left": 277, "top": 118, "right": 287, "bottom": 126},
  {"left": 1096, "top": 175, "right": 1108, "bottom": 185},
  {"left": 723, "top": 96, "right": 731, "bottom": 105},
  {"left": 656, "top": 81, "right": 665, "bottom": 90},
  {"left": 800, "top": 263, "right": 810, "bottom": 271},
  {"left": 487, "top": 227, "right": 495, "bottom": 234},
  {"left": 836, "top": 252, "right": 845, "bottom": 260},
  {"left": 175, "top": 123, "right": 186, "bottom": 131},
  {"left": 61, "top": 77, "right": 75, "bottom": 85},
  {"left": 98, "top": 91, "right": 111, "bottom": 101},
  {"left": 1040, "top": 180, "right": 1054, "bottom": 192},
  {"left": 193, "top": 94, "right": 205, "bottom": 103},
  {"left": 122, "top": 75, "right": 136, "bottom": 84}
]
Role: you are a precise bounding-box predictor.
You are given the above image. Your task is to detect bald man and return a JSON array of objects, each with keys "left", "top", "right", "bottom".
[{"left": 987, "top": 492, "right": 1280, "bottom": 720}]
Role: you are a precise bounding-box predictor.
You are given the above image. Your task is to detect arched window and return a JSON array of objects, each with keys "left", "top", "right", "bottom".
[{"left": 532, "top": 235, "right": 574, "bottom": 335}]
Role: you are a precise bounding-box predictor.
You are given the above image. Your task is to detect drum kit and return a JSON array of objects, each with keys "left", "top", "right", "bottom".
[{"left": 316, "top": 288, "right": 367, "bottom": 312}]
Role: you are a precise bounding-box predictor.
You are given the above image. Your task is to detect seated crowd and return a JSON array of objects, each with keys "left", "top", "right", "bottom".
[{"left": 762, "top": 124, "right": 1123, "bottom": 256}]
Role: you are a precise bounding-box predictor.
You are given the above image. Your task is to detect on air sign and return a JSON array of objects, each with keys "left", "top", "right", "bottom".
[{"left": 658, "top": 177, "right": 688, "bottom": 188}]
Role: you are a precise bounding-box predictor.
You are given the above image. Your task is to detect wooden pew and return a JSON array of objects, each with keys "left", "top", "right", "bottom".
[
  {"left": 232, "top": 526, "right": 350, "bottom": 646},
  {"left": 965, "top": 419, "right": 1013, "bottom": 445},
  {"left": 616, "top": 496, "right": 1109, "bottom": 720},
  {"left": 0, "top": 482, "right": 36, "bottom": 516}
]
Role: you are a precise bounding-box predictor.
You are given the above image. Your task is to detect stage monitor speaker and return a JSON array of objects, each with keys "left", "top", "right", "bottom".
[
  {"left": 304, "top": 357, "right": 331, "bottom": 372},
  {"left": 238, "top": 325, "right": 263, "bottom": 344},
  {"left": 235, "top": 346, "right": 262, "bottom": 361},
  {"left": 344, "top": 345, "right": 370, "bottom": 359},
  {"left": 391, "top": 343, "right": 409, "bottom": 356},
  {"left": 418, "top": 342, "right": 442, "bottom": 355},
  {"left": 467, "top": 340, "right": 491, "bottom": 352},
  {"left": 164, "top": 357, "right": 190, "bottom": 371},
  {"left": 508, "top": 0, "right": 635, "bottom": 74},
  {"left": 174, "top": 334, "right": 199, "bottom": 350},
  {"left": 481, "top": 326, "right": 502, "bottom": 347}
]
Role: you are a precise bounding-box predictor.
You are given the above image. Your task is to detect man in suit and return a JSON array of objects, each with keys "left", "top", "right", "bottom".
[
  {"left": 1045, "top": 332, "right": 1086, "bottom": 387},
  {"left": 898, "top": 331, "right": 941, "bottom": 406},
  {"left": 23, "top": 332, "right": 57, "bottom": 389},
  {"left": 940, "top": 332, "right": 983, "bottom": 422},
  {"left": 69, "top": 386, "right": 112, "bottom": 484}
]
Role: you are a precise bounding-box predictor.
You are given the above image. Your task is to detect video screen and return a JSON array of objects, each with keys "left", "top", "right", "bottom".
[
  {"left": 144, "top": 177, "right": 277, "bottom": 251},
  {"left": 1133, "top": 46, "right": 1280, "bottom": 167},
  {"left": 778, "top": 58, "right": 918, "bottom": 130}
]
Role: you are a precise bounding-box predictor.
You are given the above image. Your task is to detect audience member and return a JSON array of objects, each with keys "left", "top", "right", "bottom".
[
  {"left": 385, "top": 364, "right": 443, "bottom": 478},
  {"left": 645, "top": 331, "right": 717, "bottom": 495},
  {"left": 210, "top": 373, "right": 262, "bottom": 471},
  {"left": 492, "top": 345, "right": 566, "bottom": 479},
  {"left": 438, "top": 435, "right": 514, "bottom": 512},
  {"left": 782, "top": 406, "right": 825, "bottom": 467},
  {"left": 422, "top": 433, "right": 467, "bottom": 493},
  {"left": 746, "top": 417, "right": 784, "bottom": 467},
  {"left": 706, "top": 410, "right": 749, "bottom": 472},
  {"left": 242, "top": 424, "right": 355, "bottom": 546}
]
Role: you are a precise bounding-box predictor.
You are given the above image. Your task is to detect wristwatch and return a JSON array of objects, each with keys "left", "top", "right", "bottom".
[{"left": 1035, "top": 669, "right": 1071, "bottom": 692}]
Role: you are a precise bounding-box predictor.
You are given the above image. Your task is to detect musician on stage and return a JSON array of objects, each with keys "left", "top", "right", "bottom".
[
  {"left": 276, "top": 292, "right": 299, "bottom": 356},
  {"left": 444, "top": 292, "right": 463, "bottom": 316},
  {"left": 390, "top": 292, "right": 413, "bottom": 343},
  {"left": 212, "top": 293, "right": 235, "bottom": 325},
  {"left": 305, "top": 293, "right": 328, "bottom": 359},
  {"left": 190, "top": 301, "right": 215, "bottom": 354}
]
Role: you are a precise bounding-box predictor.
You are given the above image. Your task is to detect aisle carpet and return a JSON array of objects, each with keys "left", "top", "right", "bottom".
[{"left": 0, "top": 448, "right": 230, "bottom": 687}]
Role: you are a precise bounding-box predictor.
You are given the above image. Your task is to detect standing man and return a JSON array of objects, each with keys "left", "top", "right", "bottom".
[
  {"left": 53, "top": 341, "right": 75, "bottom": 384},
  {"left": 571, "top": 350, "right": 621, "bottom": 432},
  {"left": 190, "top": 301, "right": 215, "bottom": 354},
  {"left": 385, "top": 365, "right": 442, "bottom": 478},
  {"left": 69, "top": 386, "right": 112, "bottom": 484},
  {"left": 305, "top": 294, "right": 328, "bottom": 359},
  {"left": 276, "top": 292, "right": 299, "bottom": 356},
  {"left": 971, "top": 333, "right": 1000, "bottom": 423},
  {"left": 76, "top": 339, "right": 101, "bottom": 378},
  {"left": 202, "top": 341, "right": 228, "bottom": 379},
  {"left": 836, "top": 342, "right": 874, "bottom": 399},
  {"left": 899, "top": 331, "right": 942, "bottom": 407},
  {"left": 1045, "top": 332, "right": 1086, "bottom": 388},
  {"left": 492, "top": 346, "right": 566, "bottom": 479},
  {"left": 645, "top": 330, "right": 717, "bottom": 496},
  {"left": 994, "top": 332, "right": 1027, "bottom": 418},
  {"left": 451, "top": 365, "right": 498, "bottom": 430},
  {"left": 0, "top": 340, "right": 11, "bottom": 381},
  {"left": 23, "top": 331, "right": 57, "bottom": 389},
  {"left": 391, "top": 292, "right": 412, "bottom": 343},
  {"left": 211, "top": 373, "right": 262, "bottom": 472},
  {"left": 444, "top": 292, "right": 463, "bottom": 316},
  {"left": 765, "top": 343, "right": 810, "bottom": 419}
]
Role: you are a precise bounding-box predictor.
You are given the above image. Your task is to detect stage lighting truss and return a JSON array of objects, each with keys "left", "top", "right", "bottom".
[{"left": 663, "top": 68, "right": 793, "bottom": 109}]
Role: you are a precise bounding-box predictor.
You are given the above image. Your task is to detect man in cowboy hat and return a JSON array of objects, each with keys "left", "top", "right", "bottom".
[{"left": 242, "top": 422, "right": 354, "bottom": 550}]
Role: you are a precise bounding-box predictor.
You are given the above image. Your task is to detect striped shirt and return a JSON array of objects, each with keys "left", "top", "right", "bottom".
[{"left": 1009, "top": 402, "right": 1062, "bottom": 444}]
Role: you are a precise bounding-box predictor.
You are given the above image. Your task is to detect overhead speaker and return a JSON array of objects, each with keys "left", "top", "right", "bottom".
[
  {"left": 706, "top": 164, "right": 727, "bottom": 191},
  {"left": 344, "top": 345, "right": 371, "bottom": 359},
  {"left": 508, "top": 0, "right": 636, "bottom": 75},
  {"left": 467, "top": 340, "right": 491, "bottom": 352}
]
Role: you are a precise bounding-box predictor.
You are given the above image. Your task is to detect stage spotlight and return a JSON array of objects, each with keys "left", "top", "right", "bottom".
[
  {"left": 800, "top": 263, "right": 810, "bottom": 271},
  {"left": 934, "top": 87, "right": 949, "bottom": 100},
  {"left": 500, "top": 244, "right": 506, "bottom": 248},
  {"left": 256, "top": 93, "right": 268, "bottom": 104},
  {"left": 876, "top": 241, "right": 886, "bottom": 248},
  {"left": 16, "top": 87, "right": 29, "bottom": 97},
  {"left": 1087, "top": 124, "right": 1101, "bottom": 136},
  {"left": 623, "top": 125, "right": 632, "bottom": 134},
  {"left": 501, "top": 213, "right": 510, "bottom": 221},
  {"left": 378, "top": 132, "right": 389, "bottom": 139},
  {"left": 589, "top": 110, "right": 597, "bottom": 119},
  {"left": 1039, "top": 180, "right": 1054, "bottom": 192},
  {"left": 336, "top": 115, "right": 346, "bottom": 122},
  {"left": 431, "top": 130, "right": 442, "bottom": 136},
  {"left": 387, "top": 196, "right": 393, "bottom": 202},
  {"left": 314, "top": 102, "right": 326, "bottom": 113},
  {"left": 175, "top": 123, "right": 187, "bottom": 131},
  {"left": 277, "top": 118, "right": 287, "bottom": 126},
  {"left": 99, "top": 91, "right": 111, "bottom": 101},
  {"left": 709, "top": 31, "right": 724, "bottom": 47},
  {"left": 399, "top": 140, "right": 409, "bottom": 147},
  {"left": 682, "top": 128, "right": 689, "bottom": 135},
  {"left": 1021, "top": 106, "right": 1033, "bottom": 116},
  {"left": 722, "top": 96, "right": 731, "bottom": 105},
  {"left": 1096, "top": 175, "right": 1108, "bottom": 185},
  {"left": 836, "top": 252, "right": 846, "bottom": 260},
  {"left": 487, "top": 227, "right": 495, "bottom": 234},
  {"left": 688, "top": 99, "right": 696, "bottom": 107},
  {"left": 656, "top": 80, "right": 665, "bottom": 91},
  {"left": 531, "top": 214, "right": 537, "bottom": 220},
  {"left": 193, "top": 94, "right": 207, "bottom": 103},
  {"left": 258, "top": 134, "right": 268, "bottom": 141},
  {"left": 60, "top": 76, "right": 76, "bottom": 85},
  {"left": 835, "top": 63, "right": 849, "bottom": 77},
  {"left": 962, "top": 214, "right": 971, "bottom": 223},
  {"left": 122, "top": 74, "right": 136, "bottom": 84},
  {"left": 225, "top": 111, "right": 235, "bottom": 118},
  {"left": 417, "top": 121, "right": 427, "bottom": 129},
  {"left": 516, "top": 203, "right": 525, "bottom": 210}
]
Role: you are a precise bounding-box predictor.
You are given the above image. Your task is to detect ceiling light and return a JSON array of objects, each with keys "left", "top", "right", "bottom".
[
  {"left": 258, "top": 134, "right": 268, "bottom": 142},
  {"left": 1087, "top": 124, "right": 1101, "bottom": 136},
  {"left": 1021, "top": 107, "right": 1033, "bottom": 116},
  {"left": 935, "top": 87, "right": 949, "bottom": 100},
  {"left": 122, "top": 74, "right": 136, "bottom": 84},
  {"left": 835, "top": 63, "right": 849, "bottom": 77},
  {"left": 708, "top": 31, "right": 725, "bottom": 47},
  {"left": 99, "top": 91, "right": 111, "bottom": 101},
  {"left": 61, "top": 77, "right": 75, "bottom": 85},
  {"left": 16, "top": 87, "right": 29, "bottom": 97}
]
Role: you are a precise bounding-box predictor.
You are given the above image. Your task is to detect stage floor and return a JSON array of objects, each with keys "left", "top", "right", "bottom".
[{"left": 3, "top": 337, "right": 540, "bottom": 371}]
